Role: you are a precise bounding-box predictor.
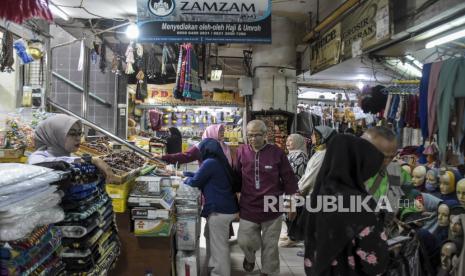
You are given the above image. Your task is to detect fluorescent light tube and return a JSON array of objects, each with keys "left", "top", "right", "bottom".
[
  {"left": 49, "top": 3, "right": 70, "bottom": 21},
  {"left": 426, "top": 28, "right": 465, "bottom": 48}
]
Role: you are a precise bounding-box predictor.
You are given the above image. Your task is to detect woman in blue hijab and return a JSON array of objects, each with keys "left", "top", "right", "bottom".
[{"left": 184, "top": 138, "right": 238, "bottom": 276}]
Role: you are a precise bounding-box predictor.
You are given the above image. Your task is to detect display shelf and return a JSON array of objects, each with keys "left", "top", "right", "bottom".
[{"left": 136, "top": 103, "right": 243, "bottom": 109}]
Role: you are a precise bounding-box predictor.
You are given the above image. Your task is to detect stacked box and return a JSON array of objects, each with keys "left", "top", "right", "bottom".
[{"left": 128, "top": 176, "right": 175, "bottom": 237}]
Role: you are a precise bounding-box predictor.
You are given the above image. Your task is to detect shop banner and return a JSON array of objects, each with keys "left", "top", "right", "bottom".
[
  {"left": 341, "top": 0, "right": 390, "bottom": 60},
  {"left": 137, "top": 0, "right": 272, "bottom": 44},
  {"left": 135, "top": 84, "right": 244, "bottom": 105},
  {"left": 310, "top": 23, "right": 341, "bottom": 74}
]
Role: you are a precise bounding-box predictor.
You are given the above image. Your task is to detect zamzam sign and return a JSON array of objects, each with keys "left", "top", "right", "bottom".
[
  {"left": 178, "top": 2, "right": 256, "bottom": 13},
  {"left": 137, "top": 0, "right": 272, "bottom": 44}
]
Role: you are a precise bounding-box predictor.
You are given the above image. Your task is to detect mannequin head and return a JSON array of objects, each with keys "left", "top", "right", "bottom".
[
  {"left": 440, "top": 170, "right": 456, "bottom": 195},
  {"left": 449, "top": 207, "right": 465, "bottom": 240},
  {"left": 412, "top": 166, "right": 427, "bottom": 187},
  {"left": 441, "top": 242, "right": 458, "bottom": 271},
  {"left": 457, "top": 179, "right": 465, "bottom": 207},
  {"left": 426, "top": 169, "right": 439, "bottom": 192},
  {"left": 414, "top": 195, "right": 425, "bottom": 212},
  {"left": 449, "top": 215, "right": 463, "bottom": 240},
  {"left": 438, "top": 204, "right": 451, "bottom": 227}
]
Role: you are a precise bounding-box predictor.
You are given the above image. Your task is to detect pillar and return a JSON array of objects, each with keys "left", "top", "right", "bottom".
[{"left": 251, "top": 16, "right": 297, "bottom": 112}]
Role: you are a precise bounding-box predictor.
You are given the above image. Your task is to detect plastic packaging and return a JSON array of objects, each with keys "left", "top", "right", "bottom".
[
  {"left": 0, "top": 192, "right": 61, "bottom": 218},
  {"left": 0, "top": 185, "right": 51, "bottom": 208},
  {"left": 0, "top": 170, "right": 63, "bottom": 195},
  {"left": 0, "top": 207, "right": 64, "bottom": 241},
  {"left": 0, "top": 163, "right": 52, "bottom": 187},
  {"left": 0, "top": 186, "right": 58, "bottom": 212}
]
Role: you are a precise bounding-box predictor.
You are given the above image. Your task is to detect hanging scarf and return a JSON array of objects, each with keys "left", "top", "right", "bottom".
[
  {"left": 77, "top": 40, "right": 84, "bottom": 71},
  {"left": 99, "top": 43, "right": 106, "bottom": 73},
  {"left": 125, "top": 43, "right": 135, "bottom": 75},
  {"left": 0, "top": 0, "right": 53, "bottom": 24}
]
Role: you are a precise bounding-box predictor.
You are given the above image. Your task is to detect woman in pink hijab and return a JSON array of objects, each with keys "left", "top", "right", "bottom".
[{"left": 156, "top": 124, "right": 232, "bottom": 165}]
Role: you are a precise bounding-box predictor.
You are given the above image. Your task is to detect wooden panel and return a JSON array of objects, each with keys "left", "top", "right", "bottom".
[{"left": 111, "top": 212, "right": 174, "bottom": 276}]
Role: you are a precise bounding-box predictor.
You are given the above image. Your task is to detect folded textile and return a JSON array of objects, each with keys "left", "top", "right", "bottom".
[
  {"left": 0, "top": 227, "right": 62, "bottom": 274},
  {"left": 64, "top": 196, "right": 110, "bottom": 222}
]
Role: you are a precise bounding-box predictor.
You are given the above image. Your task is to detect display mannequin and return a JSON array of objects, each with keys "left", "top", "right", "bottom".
[
  {"left": 412, "top": 165, "right": 427, "bottom": 192},
  {"left": 449, "top": 212, "right": 464, "bottom": 242},
  {"left": 457, "top": 179, "right": 465, "bottom": 208},
  {"left": 436, "top": 202, "right": 456, "bottom": 245},
  {"left": 426, "top": 169, "right": 441, "bottom": 197},
  {"left": 437, "top": 242, "right": 458, "bottom": 276},
  {"left": 440, "top": 169, "right": 458, "bottom": 201}
]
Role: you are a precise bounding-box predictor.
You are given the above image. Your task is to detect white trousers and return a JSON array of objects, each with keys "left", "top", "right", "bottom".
[
  {"left": 206, "top": 213, "right": 236, "bottom": 276},
  {"left": 237, "top": 217, "right": 282, "bottom": 275}
]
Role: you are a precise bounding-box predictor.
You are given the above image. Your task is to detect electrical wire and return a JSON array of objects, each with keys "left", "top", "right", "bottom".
[{"left": 51, "top": 0, "right": 127, "bottom": 21}]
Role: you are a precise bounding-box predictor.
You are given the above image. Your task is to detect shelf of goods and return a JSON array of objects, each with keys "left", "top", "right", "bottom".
[
  {"left": 251, "top": 110, "right": 294, "bottom": 151},
  {"left": 56, "top": 160, "right": 120, "bottom": 275},
  {"left": 0, "top": 162, "right": 120, "bottom": 275},
  {"left": 110, "top": 168, "right": 202, "bottom": 276},
  {"left": 134, "top": 104, "right": 244, "bottom": 144}
]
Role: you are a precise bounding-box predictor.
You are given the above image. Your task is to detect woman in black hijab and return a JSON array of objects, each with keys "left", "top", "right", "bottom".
[
  {"left": 303, "top": 134, "right": 389, "bottom": 275},
  {"left": 166, "top": 127, "right": 182, "bottom": 154}
]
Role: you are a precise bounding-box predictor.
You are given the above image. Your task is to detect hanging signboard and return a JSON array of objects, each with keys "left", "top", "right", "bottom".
[
  {"left": 137, "top": 0, "right": 272, "bottom": 44},
  {"left": 341, "top": 0, "right": 390, "bottom": 60},
  {"left": 310, "top": 23, "right": 341, "bottom": 74},
  {"left": 131, "top": 84, "right": 244, "bottom": 106}
]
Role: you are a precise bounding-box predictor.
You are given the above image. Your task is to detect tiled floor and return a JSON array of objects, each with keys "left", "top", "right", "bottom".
[{"left": 198, "top": 219, "right": 306, "bottom": 276}]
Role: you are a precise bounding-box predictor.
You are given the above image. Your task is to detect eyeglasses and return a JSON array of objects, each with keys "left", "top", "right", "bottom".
[
  {"left": 67, "top": 130, "right": 83, "bottom": 137},
  {"left": 247, "top": 133, "right": 264, "bottom": 139}
]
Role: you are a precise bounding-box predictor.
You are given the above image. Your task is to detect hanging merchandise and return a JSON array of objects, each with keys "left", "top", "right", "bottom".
[
  {"left": 78, "top": 40, "right": 84, "bottom": 71},
  {"left": 91, "top": 48, "right": 98, "bottom": 64},
  {"left": 148, "top": 109, "right": 163, "bottom": 131},
  {"left": 0, "top": 31, "right": 14, "bottom": 72},
  {"left": 136, "top": 70, "right": 147, "bottom": 101},
  {"left": 125, "top": 42, "right": 135, "bottom": 75},
  {"left": 99, "top": 43, "right": 107, "bottom": 73},
  {"left": 183, "top": 45, "right": 202, "bottom": 100},
  {"left": 146, "top": 46, "right": 160, "bottom": 79},
  {"left": 162, "top": 44, "right": 170, "bottom": 75},
  {"left": 13, "top": 39, "right": 34, "bottom": 64},
  {"left": 0, "top": 0, "right": 53, "bottom": 24},
  {"left": 111, "top": 44, "right": 124, "bottom": 76},
  {"left": 27, "top": 40, "right": 44, "bottom": 60},
  {"left": 173, "top": 44, "right": 202, "bottom": 101}
]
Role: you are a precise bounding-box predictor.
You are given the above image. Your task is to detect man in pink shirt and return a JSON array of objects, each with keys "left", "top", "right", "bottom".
[{"left": 234, "top": 120, "right": 298, "bottom": 276}]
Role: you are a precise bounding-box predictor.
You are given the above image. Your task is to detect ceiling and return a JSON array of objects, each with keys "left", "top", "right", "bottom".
[
  {"left": 48, "top": 0, "right": 465, "bottom": 90},
  {"left": 50, "top": 0, "right": 331, "bottom": 22}
]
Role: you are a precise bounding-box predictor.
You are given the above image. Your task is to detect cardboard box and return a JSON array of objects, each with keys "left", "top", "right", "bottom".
[
  {"left": 131, "top": 208, "right": 173, "bottom": 220},
  {"left": 106, "top": 180, "right": 134, "bottom": 199},
  {"left": 134, "top": 219, "right": 173, "bottom": 237},
  {"left": 111, "top": 198, "right": 128, "bottom": 213},
  {"left": 128, "top": 187, "right": 175, "bottom": 209}
]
